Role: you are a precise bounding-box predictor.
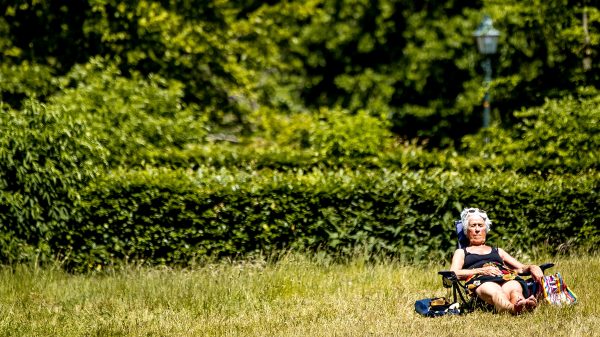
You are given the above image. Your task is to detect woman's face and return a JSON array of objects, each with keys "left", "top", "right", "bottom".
[{"left": 466, "top": 215, "right": 486, "bottom": 245}]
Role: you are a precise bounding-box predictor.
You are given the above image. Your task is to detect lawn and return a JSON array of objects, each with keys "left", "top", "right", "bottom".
[{"left": 0, "top": 253, "right": 597, "bottom": 336}]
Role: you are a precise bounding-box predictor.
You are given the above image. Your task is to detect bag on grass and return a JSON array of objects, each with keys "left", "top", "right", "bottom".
[
  {"left": 415, "top": 297, "right": 460, "bottom": 317},
  {"left": 540, "top": 272, "right": 577, "bottom": 305}
]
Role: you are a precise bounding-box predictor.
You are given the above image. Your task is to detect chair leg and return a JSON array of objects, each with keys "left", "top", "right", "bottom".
[{"left": 450, "top": 282, "right": 474, "bottom": 313}]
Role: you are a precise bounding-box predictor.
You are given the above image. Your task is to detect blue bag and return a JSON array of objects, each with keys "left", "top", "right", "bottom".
[{"left": 415, "top": 297, "right": 461, "bottom": 317}]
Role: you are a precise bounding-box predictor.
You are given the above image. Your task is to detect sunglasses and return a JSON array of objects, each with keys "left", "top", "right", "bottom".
[{"left": 466, "top": 208, "right": 486, "bottom": 214}]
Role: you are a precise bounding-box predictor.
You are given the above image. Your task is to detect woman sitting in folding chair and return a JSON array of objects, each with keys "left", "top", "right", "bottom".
[{"left": 450, "top": 207, "right": 544, "bottom": 314}]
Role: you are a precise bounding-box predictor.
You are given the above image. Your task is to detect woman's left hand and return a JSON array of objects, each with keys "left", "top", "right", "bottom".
[{"left": 529, "top": 265, "right": 544, "bottom": 282}]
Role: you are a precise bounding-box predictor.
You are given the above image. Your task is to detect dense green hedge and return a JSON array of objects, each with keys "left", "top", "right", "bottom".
[{"left": 55, "top": 167, "right": 598, "bottom": 271}]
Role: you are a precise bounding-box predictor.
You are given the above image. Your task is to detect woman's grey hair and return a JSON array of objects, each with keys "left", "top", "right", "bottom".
[{"left": 460, "top": 207, "right": 492, "bottom": 234}]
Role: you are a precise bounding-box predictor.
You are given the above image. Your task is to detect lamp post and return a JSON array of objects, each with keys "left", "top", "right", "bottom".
[{"left": 473, "top": 15, "right": 500, "bottom": 128}]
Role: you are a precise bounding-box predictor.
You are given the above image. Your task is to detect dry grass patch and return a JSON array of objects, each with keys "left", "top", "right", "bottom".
[{"left": 0, "top": 254, "right": 597, "bottom": 336}]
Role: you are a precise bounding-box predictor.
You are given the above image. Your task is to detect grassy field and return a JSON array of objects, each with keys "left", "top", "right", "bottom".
[{"left": 0, "top": 253, "right": 597, "bottom": 337}]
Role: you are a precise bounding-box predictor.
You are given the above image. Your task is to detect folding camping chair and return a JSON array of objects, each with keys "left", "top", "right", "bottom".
[{"left": 437, "top": 220, "right": 554, "bottom": 313}]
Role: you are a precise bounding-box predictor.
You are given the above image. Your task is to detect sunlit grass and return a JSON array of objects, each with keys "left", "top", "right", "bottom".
[{"left": 0, "top": 253, "right": 597, "bottom": 336}]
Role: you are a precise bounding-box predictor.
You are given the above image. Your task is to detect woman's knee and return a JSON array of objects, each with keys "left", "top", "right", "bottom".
[
  {"left": 502, "top": 280, "right": 525, "bottom": 299},
  {"left": 476, "top": 282, "right": 505, "bottom": 301},
  {"left": 502, "top": 280, "right": 523, "bottom": 292},
  {"left": 477, "top": 282, "right": 503, "bottom": 295}
]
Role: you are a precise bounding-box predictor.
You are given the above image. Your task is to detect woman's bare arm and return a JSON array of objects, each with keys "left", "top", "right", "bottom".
[{"left": 498, "top": 248, "right": 543, "bottom": 281}]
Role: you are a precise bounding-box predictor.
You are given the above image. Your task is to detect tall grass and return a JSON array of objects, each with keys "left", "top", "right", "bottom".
[{"left": 0, "top": 253, "right": 597, "bottom": 336}]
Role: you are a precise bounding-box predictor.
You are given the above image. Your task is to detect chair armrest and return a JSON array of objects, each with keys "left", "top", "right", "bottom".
[
  {"left": 438, "top": 270, "right": 458, "bottom": 281},
  {"left": 438, "top": 270, "right": 458, "bottom": 288},
  {"left": 539, "top": 263, "right": 554, "bottom": 272}
]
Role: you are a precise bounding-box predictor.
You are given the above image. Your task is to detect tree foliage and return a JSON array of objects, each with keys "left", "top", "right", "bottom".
[
  {"left": 1, "top": 0, "right": 599, "bottom": 144},
  {"left": 462, "top": 89, "right": 600, "bottom": 173},
  {"left": 0, "top": 1, "right": 598, "bottom": 267},
  {"left": 48, "top": 57, "right": 209, "bottom": 166}
]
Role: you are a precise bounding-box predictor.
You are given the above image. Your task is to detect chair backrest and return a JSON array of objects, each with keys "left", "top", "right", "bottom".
[{"left": 455, "top": 220, "right": 470, "bottom": 249}]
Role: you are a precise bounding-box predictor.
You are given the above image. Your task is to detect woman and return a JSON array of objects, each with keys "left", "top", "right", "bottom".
[{"left": 450, "top": 207, "right": 543, "bottom": 314}]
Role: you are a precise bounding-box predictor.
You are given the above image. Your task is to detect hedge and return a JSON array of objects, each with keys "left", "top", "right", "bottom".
[{"left": 53, "top": 167, "right": 598, "bottom": 271}]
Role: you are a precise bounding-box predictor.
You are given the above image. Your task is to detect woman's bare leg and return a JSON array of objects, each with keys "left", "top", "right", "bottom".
[
  {"left": 502, "top": 280, "right": 525, "bottom": 304},
  {"left": 475, "top": 282, "right": 516, "bottom": 313},
  {"left": 501, "top": 280, "right": 537, "bottom": 312}
]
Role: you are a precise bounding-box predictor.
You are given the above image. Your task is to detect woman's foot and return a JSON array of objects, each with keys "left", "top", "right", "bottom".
[
  {"left": 512, "top": 296, "right": 537, "bottom": 315},
  {"left": 524, "top": 295, "right": 537, "bottom": 312},
  {"left": 513, "top": 298, "right": 526, "bottom": 315}
]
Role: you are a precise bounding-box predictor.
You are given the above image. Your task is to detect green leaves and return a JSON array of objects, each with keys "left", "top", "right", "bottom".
[
  {"left": 1, "top": 0, "right": 599, "bottom": 145},
  {"left": 0, "top": 1, "right": 597, "bottom": 269},
  {"left": 50, "top": 58, "right": 208, "bottom": 166},
  {"left": 0, "top": 100, "right": 107, "bottom": 263},
  {"left": 462, "top": 93, "right": 600, "bottom": 173},
  {"left": 54, "top": 166, "right": 597, "bottom": 270}
]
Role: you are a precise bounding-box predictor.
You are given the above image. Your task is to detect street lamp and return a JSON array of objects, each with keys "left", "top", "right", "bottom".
[{"left": 473, "top": 15, "right": 500, "bottom": 128}]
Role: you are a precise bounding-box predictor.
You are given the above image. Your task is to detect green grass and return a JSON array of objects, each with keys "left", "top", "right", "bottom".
[{"left": 0, "top": 254, "right": 598, "bottom": 336}]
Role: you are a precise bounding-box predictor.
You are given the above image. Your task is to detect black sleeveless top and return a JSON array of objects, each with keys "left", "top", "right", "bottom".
[{"left": 463, "top": 247, "right": 503, "bottom": 269}]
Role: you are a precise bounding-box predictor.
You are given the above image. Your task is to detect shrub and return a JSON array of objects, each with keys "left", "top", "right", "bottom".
[
  {"left": 250, "top": 107, "right": 394, "bottom": 159},
  {"left": 0, "top": 100, "right": 107, "bottom": 263},
  {"left": 462, "top": 94, "right": 600, "bottom": 173},
  {"left": 0, "top": 61, "right": 57, "bottom": 108},
  {"left": 136, "top": 108, "right": 442, "bottom": 171},
  {"left": 49, "top": 57, "right": 209, "bottom": 167}
]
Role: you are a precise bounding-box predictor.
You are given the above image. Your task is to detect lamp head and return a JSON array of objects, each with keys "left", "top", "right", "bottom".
[{"left": 473, "top": 15, "right": 500, "bottom": 55}]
